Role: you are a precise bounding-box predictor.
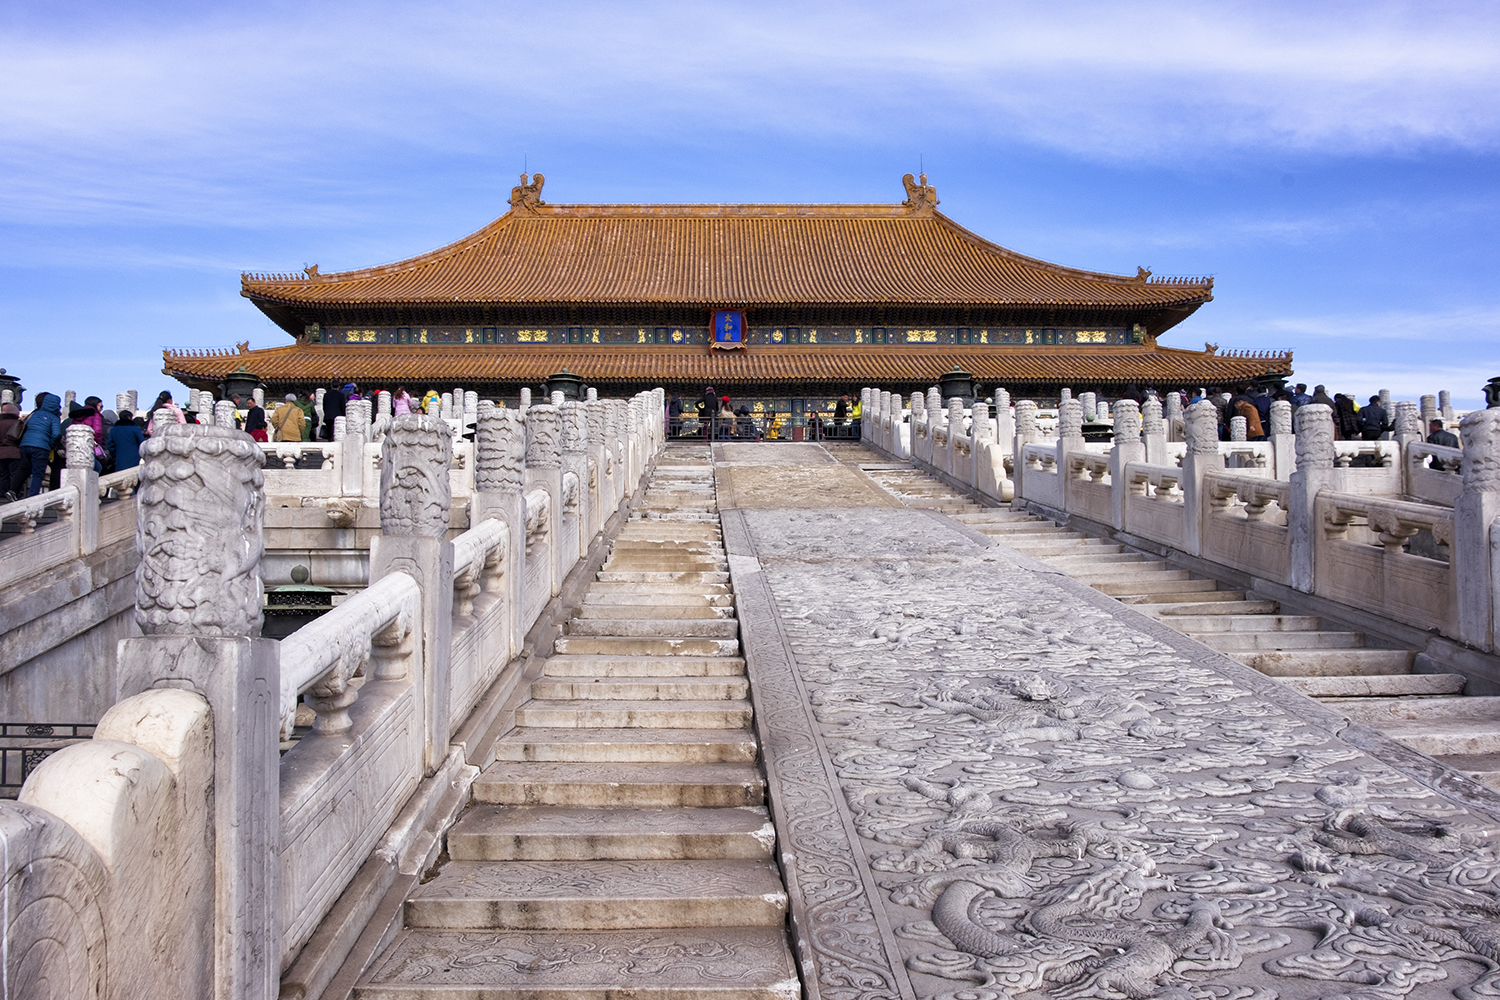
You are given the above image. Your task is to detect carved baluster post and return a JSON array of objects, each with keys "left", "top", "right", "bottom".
[
  {"left": 1440, "top": 389, "right": 1455, "bottom": 424},
  {"left": 946, "top": 397, "right": 965, "bottom": 478},
  {"left": 1268, "top": 399, "right": 1293, "bottom": 480},
  {"left": 1142, "top": 397, "right": 1166, "bottom": 466},
  {"left": 525, "top": 404, "right": 564, "bottom": 596},
  {"left": 1288, "top": 403, "right": 1336, "bottom": 592},
  {"left": 1165, "top": 391, "right": 1184, "bottom": 442},
  {"left": 340, "top": 399, "right": 368, "bottom": 497},
  {"left": 1393, "top": 401, "right": 1422, "bottom": 452},
  {"left": 606, "top": 400, "right": 627, "bottom": 508},
  {"left": 1421, "top": 394, "right": 1439, "bottom": 434},
  {"left": 1055, "top": 399, "right": 1085, "bottom": 512},
  {"left": 368, "top": 415, "right": 455, "bottom": 772},
  {"left": 993, "top": 388, "right": 1014, "bottom": 458},
  {"left": 1182, "top": 400, "right": 1225, "bottom": 556},
  {"left": 1059, "top": 388, "right": 1072, "bottom": 403},
  {"left": 62, "top": 423, "right": 100, "bottom": 555},
  {"left": 519, "top": 387, "right": 531, "bottom": 413},
  {"left": 1013, "top": 400, "right": 1039, "bottom": 500},
  {"left": 1229, "top": 416, "right": 1247, "bottom": 442},
  {"left": 115, "top": 422, "right": 277, "bottom": 1000},
  {"left": 860, "top": 388, "right": 872, "bottom": 441},
  {"left": 561, "top": 401, "right": 591, "bottom": 562},
  {"left": 1456, "top": 409, "right": 1500, "bottom": 650},
  {"left": 475, "top": 402, "right": 526, "bottom": 662},
  {"left": 1110, "top": 400, "right": 1143, "bottom": 530},
  {"left": 586, "top": 400, "right": 609, "bottom": 533},
  {"left": 313, "top": 388, "right": 326, "bottom": 439}
]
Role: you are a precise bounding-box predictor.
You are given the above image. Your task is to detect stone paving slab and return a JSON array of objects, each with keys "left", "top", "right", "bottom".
[
  {"left": 715, "top": 463, "right": 902, "bottom": 510},
  {"left": 723, "top": 503, "right": 1500, "bottom": 1000}
]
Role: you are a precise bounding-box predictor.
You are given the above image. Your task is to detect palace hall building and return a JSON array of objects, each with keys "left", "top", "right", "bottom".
[{"left": 164, "top": 174, "right": 1291, "bottom": 417}]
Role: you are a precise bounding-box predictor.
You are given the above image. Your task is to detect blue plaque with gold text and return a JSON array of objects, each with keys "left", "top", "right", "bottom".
[{"left": 711, "top": 310, "right": 744, "bottom": 350}]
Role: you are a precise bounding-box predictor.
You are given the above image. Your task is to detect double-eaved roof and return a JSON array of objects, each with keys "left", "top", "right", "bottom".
[
  {"left": 240, "top": 174, "right": 1213, "bottom": 318},
  {"left": 164, "top": 176, "right": 1290, "bottom": 393}
]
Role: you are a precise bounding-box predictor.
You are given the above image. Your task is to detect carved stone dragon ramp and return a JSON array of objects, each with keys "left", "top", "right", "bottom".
[{"left": 722, "top": 503, "right": 1500, "bottom": 1000}]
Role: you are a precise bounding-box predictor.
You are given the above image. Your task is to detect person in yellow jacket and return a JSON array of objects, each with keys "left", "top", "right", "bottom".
[
  {"left": 421, "top": 390, "right": 442, "bottom": 414},
  {"left": 851, "top": 396, "right": 863, "bottom": 438},
  {"left": 270, "top": 394, "right": 306, "bottom": 441}
]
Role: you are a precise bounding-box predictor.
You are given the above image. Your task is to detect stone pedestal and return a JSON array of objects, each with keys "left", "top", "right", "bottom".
[
  {"left": 116, "top": 422, "right": 279, "bottom": 1000},
  {"left": 1182, "top": 400, "right": 1225, "bottom": 556}
]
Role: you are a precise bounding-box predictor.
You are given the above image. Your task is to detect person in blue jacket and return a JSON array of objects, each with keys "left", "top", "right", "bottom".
[
  {"left": 19, "top": 392, "right": 62, "bottom": 496},
  {"left": 106, "top": 409, "right": 146, "bottom": 473}
]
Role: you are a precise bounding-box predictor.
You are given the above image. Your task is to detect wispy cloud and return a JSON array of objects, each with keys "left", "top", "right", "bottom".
[{"left": 1265, "top": 306, "right": 1500, "bottom": 341}]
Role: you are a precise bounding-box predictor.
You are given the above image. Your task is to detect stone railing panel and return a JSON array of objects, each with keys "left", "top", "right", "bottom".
[
  {"left": 1405, "top": 441, "right": 1462, "bottom": 505},
  {"left": 0, "top": 487, "right": 80, "bottom": 590},
  {"left": 1200, "top": 471, "right": 1292, "bottom": 580},
  {"left": 1315, "top": 493, "right": 1455, "bottom": 634}
]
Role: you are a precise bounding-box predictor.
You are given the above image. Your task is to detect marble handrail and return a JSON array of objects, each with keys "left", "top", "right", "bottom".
[{"left": 278, "top": 571, "right": 421, "bottom": 738}]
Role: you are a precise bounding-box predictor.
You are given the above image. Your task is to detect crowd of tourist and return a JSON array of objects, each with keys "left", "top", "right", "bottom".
[
  {"left": 0, "top": 377, "right": 1463, "bottom": 505},
  {"left": 1143, "top": 382, "right": 1460, "bottom": 447},
  {"left": 666, "top": 389, "right": 862, "bottom": 441},
  {"left": 0, "top": 381, "right": 429, "bottom": 502}
]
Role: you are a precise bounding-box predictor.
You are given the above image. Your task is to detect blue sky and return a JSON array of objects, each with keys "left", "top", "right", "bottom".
[{"left": 3, "top": 0, "right": 1497, "bottom": 407}]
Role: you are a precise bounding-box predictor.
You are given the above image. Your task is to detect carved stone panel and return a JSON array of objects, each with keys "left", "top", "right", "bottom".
[
  {"left": 136, "top": 423, "right": 265, "bottom": 636},
  {"left": 526, "top": 405, "right": 563, "bottom": 469},
  {"left": 475, "top": 404, "right": 526, "bottom": 495},
  {"left": 379, "top": 415, "right": 452, "bottom": 537}
]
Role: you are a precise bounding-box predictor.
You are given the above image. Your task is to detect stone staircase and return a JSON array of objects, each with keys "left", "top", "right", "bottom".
[
  {"left": 356, "top": 446, "right": 798, "bottom": 1000},
  {"left": 862, "top": 462, "right": 1500, "bottom": 789}
]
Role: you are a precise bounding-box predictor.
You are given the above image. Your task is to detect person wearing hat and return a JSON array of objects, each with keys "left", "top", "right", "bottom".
[
  {"left": 271, "top": 393, "right": 306, "bottom": 442},
  {"left": 717, "top": 395, "right": 736, "bottom": 440},
  {"left": 700, "top": 385, "right": 718, "bottom": 439}
]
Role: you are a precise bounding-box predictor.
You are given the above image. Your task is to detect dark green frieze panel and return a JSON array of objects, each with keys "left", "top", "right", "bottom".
[{"left": 303, "top": 323, "right": 1137, "bottom": 347}]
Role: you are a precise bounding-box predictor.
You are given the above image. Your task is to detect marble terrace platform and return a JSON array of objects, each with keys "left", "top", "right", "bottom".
[{"left": 717, "top": 443, "right": 1500, "bottom": 1000}]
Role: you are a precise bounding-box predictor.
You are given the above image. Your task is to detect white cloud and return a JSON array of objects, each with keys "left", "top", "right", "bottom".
[{"left": 2, "top": 0, "right": 1498, "bottom": 228}]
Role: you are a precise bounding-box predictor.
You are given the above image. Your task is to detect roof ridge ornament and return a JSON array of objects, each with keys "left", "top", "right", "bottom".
[
  {"left": 1133, "top": 266, "right": 1152, "bottom": 282},
  {"left": 900, "top": 173, "right": 938, "bottom": 215},
  {"left": 509, "top": 173, "right": 546, "bottom": 214}
]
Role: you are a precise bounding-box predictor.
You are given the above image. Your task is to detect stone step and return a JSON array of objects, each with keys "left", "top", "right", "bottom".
[
  {"left": 354, "top": 926, "right": 799, "bottom": 1000},
  {"left": 950, "top": 512, "right": 1042, "bottom": 524},
  {"left": 494, "top": 728, "right": 758, "bottom": 763},
  {"left": 1434, "top": 753, "right": 1500, "bottom": 789},
  {"left": 544, "top": 655, "right": 746, "bottom": 678},
  {"left": 566, "top": 618, "right": 740, "bottom": 638},
  {"left": 610, "top": 540, "right": 724, "bottom": 551},
  {"left": 1073, "top": 567, "right": 1187, "bottom": 583},
  {"left": 1166, "top": 614, "right": 1322, "bottom": 632},
  {"left": 604, "top": 558, "right": 729, "bottom": 571},
  {"left": 1196, "top": 631, "right": 1366, "bottom": 651},
  {"left": 617, "top": 526, "right": 722, "bottom": 537},
  {"left": 474, "top": 761, "right": 764, "bottom": 807},
  {"left": 531, "top": 677, "right": 749, "bottom": 702},
  {"left": 1094, "top": 577, "right": 1220, "bottom": 597},
  {"left": 1240, "top": 649, "right": 1417, "bottom": 677},
  {"left": 554, "top": 636, "right": 742, "bottom": 657},
  {"left": 1147, "top": 598, "right": 1279, "bottom": 616},
  {"left": 1323, "top": 694, "right": 1500, "bottom": 725},
  {"left": 596, "top": 571, "right": 731, "bottom": 584},
  {"left": 515, "top": 699, "right": 753, "bottom": 729},
  {"left": 962, "top": 520, "right": 1062, "bottom": 534},
  {"left": 583, "top": 590, "right": 734, "bottom": 606},
  {"left": 448, "top": 805, "right": 775, "bottom": 861},
  {"left": 1283, "top": 673, "right": 1467, "bottom": 698},
  {"left": 1118, "top": 589, "right": 1248, "bottom": 606},
  {"left": 405, "top": 859, "right": 787, "bottom": 930},
  {"left": 576, "top": 604, "right": 734, "bottom": 620},
  {"left": 1045, "top": 552, "right": 1143, "bottom": 566},
  {"left": 1379, "top": 721, "right": 1500, "bottom": 757}
]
